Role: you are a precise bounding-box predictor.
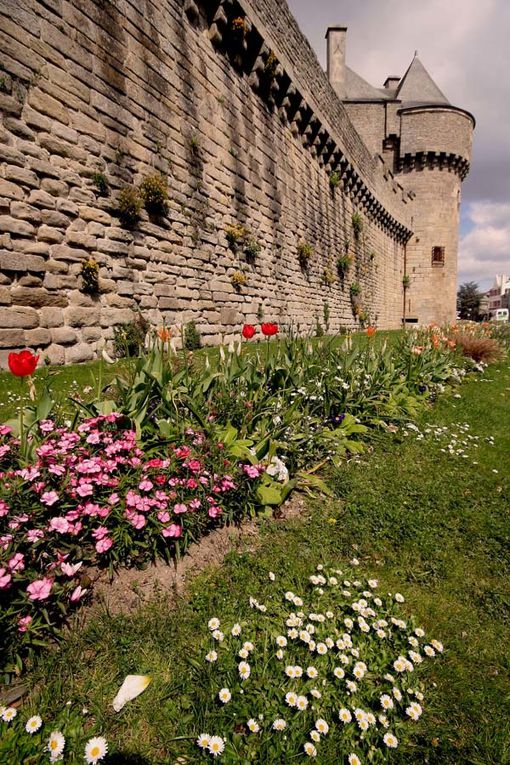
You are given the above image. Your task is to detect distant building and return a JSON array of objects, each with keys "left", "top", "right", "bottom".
[{"left": 487, "top": 275, "right": 510, "bottom": 317}]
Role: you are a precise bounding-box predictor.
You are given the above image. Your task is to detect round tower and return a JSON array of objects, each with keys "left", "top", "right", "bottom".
[{"left": 393, "top": 59, "right": 475, "bottom": 325}]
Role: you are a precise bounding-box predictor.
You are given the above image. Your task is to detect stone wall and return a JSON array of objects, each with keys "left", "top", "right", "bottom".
[{"left": 0, "top": 0, "right": 414, "bottom": 366}]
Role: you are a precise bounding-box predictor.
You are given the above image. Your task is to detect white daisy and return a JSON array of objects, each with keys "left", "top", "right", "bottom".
[
  {"left": 431, "top": 639, "right": 444, "bottom": 653},
  {"left": 296, "top": 695, "right": 308, "bottom": 711},
  {"left": 315, "top": 718, "right": 329, "bottom": 735},
  {"left": 424, "top": 645, "right": 436, "bottom": 657},
  {"left": 208, "top": 736, "right": 225, "bottom": 756},
  {"left": 238, "top": 648, "right": 249, "bottom": 659},
  {"left": 304, "top": 742, "right": 317, "bottom": 757},
  {"left": 269, "top": 571, "right": 276, "bottom": 581},
  {"left": 285, "top": 691, "right": 298, "bottom": 707},
  {"left": 310, "top": 689, "right": 322, "bottom": 699},
  {"left": 276, "top": 636, "right": 287, "bottom": 647},
  {"left": 394, "top": 593, "right": 405, "bottom": 603},
  {"left": 84, "top": 736, "right": 108, "bottom": 764},
  {"left": 272, "top": 718, "right": 286, "bottom": 731},
  {"left": 47, "top": 731, "right": 65, "bottom": 760},
  {"left": 276, "top": 649, "right": 284, "bottom": 660},
  {"left": 2, "top": 707, "right": 17, "bottom": 722},
  {"left": 383, "top": 732, "right": 399, "bottom": 748},
  {"left": 380, "top": 694, "right": 394, "bottom": 710},
  {"left": 310, "top": 729, "right": 320, "bottom": 742},
  {"left": 238, "top": 661, "right": 251, "bottom": 680},
  {"left": 218, "top": 688, "right": 231, "bottom": 704},
  {"left": 339, "top": 708, "right": 352, "bottom": 723},
  {"left": 243, "top": 641, "right": 254, "bottom": 653},
  {"left": 208, "top": 618, "right": 220, "bottom": 631},
  {"left": 285, "top": 666, "right": 296, "bottom": 678},
  {"left": 197, "top": 733, "right": 210, "bottom": 749},
  {"left": 316, "top": 643, "right": 328, "bottom": 655},
  {"left": 333, "top": 667, "right": 345, "bottom": 679},
  {"left": 212, "top": 630, "right": 224, "bottom": 642},
  {"left": 247, "top": 718, "right": 260, "bottom": 733},
  {"left": 231, "top": 623, "right": 242, "bottom": 636},
  {"left": 25, "top": 715, "right": 42, "bottom": 733},
  {"left": 206, "top": 650, "right": 218, "bottom": 663},
  {"left": 348, "top": 755, "right": 361, "bottom": 765},
  {"left": 392, "top": 687, "right": 403, "bottom": 701}
]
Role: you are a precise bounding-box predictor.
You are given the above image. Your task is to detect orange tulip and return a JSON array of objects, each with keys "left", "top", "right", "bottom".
[
  {"left": 366, "top": 326, "right": 376, "bottom": 337},
  {"left": 157, "top": 327, "right": 171, "bottom": 342}
]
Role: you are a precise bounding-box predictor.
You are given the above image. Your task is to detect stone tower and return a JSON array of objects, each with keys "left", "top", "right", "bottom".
[{"left": 326, "top": 27, "right": 475, "bottom": 325}]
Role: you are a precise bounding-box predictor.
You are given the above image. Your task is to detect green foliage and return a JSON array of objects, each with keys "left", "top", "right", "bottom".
[
  {"left": 117, "top": 186, "right": 142, "bottom": 228},
  {"left": 113, "top": 313, "right": 149, "bottom": 358},
  {"left": 90, "top": 171, "right": 108, "bottom": 196},
  {"left": 457, "top": 281, "right": 482, "bottom": 320},
  {"left": 329, "top": 170, "right": 341, "bottom": 188},
  {"left": 225, "top": 223, "right": 247, "bottom": 249},
  {"left": 297, "top": 241, "right": 314, "bottom": 268},
  {"left": 231, "top": 270, "right": 248, "bottom": 289},
  {"left": 323, "top": 301, "right": 330, "bottom": 332},
  {"left": 184, "top": 320, "right": 201, "bottom": 350},
  {"left": 79, "top": 257, "right": 99, "bottom": 295},
  {"left": 336, "top": 254, "right": 352, "bottom": 275},
  {"left": 189, "top": 134, "right": 200, "bottom": 157},
  {"left": 402, "top": 274, "right": 411, "bottom": 288},
  {"left": 139, "top": 173, "right": 168, "bottom": 216},
  {"left": 349, "top": 282, "right": 361, "bottom": 297},
  {"left": 351, "top": 212, "right": 363, "bottom": 238},
  {"left": 244, "top": 237, "right": 261, "bottom": 260}
]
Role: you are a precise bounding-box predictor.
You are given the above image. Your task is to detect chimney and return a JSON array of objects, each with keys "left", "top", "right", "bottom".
[
  {"left": 326, "top": 25, "right": 347, "bottom": 99},
  {"left": 384, "top": 76, "right": 400, "bottom": 90}
]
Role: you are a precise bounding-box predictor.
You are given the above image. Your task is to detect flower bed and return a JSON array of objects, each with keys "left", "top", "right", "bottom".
[{"left": 0, "top": 415, "right": 264, "bottom": 670}]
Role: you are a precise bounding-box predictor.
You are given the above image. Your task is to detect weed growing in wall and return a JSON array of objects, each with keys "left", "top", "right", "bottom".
[
  {"left": 336, "top": 254, "right": 352, "bottom": 277},
  {"left": 403, "top": 275, "right": 411, "bottom": 288},
  {"left": 90, "top": 172, "right": 109, "bottom": 196},
  {"left": 245, "top": 237, "right": 261, "bottom": 261},
  {"left": 297, "top": 242, "right": 314, "bottom": 269},
  {"left": 329, "top": 171, "right": 341, "bottom": 189},
  {"left": 351, "top": 213, "right": 363, "bottom": 239},
  {"left": 225, "top": 224, "right": 248, "bottom": 250},
  {"left": 80, "top": 258, "right": 100, "bottom": 295},
  {"left": 113, "top": 313, "right": 150, "bottom": 358},
  {"left": 231, "top": 270, "right": 248, "bottom": 290},
  {"left": 140, "top": 174, "right": 169, "bottom": 217},
  {"left": 117, "top": 186, "right": 142, "bottom": 228}
]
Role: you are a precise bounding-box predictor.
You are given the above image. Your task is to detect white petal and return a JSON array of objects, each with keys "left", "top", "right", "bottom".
[{"left": 112, "top": 675, "right": 151, "bottom": 712}]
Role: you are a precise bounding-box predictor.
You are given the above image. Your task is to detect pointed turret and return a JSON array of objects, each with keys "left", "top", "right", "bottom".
[{"left": 396, "top": 55, "right": 450, "bottom": 107}]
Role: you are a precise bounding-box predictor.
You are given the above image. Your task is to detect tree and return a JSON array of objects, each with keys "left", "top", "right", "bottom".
[{"left": 457, "top": 281, "right": 482, "bottom": 320}]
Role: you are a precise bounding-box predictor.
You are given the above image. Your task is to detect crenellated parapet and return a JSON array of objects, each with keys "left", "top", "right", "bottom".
[{"left": 202, "top": 0, "right": 413, "bottom": 243}]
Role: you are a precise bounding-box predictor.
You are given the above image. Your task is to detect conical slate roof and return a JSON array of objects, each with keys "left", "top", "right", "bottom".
[
  {"left": 344, "top": 66, "right": 394, "bottom": 101},
  {"left": 396, "top": 55, "right": 450, "bottom": 107}
]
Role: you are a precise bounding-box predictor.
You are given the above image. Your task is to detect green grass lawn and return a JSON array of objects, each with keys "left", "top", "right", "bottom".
[{"left": 17, "top": 359, "right": 509, "bottom": 764}]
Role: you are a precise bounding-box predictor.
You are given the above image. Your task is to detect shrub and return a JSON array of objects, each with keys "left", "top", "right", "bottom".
[
  {"left": 337, "top": 254, "right": 352, "bottom": 276},
  {"left": 117, "top": 186, "right": 142, "bottom": 228},
  {"left": 402, "top": 275, "right": 411, "bottom": 288},
  {"left": 297, "top": 242, "right": 314, "bottom": 269},
  {"left": 322, "top": 267, "right": 336, "bottom": 287},
  {"left": 245, "top": 237, "right": 261, "bottom": 260},
  {"left": 192, "top": 562, "right": 444, "bottom": 762},
  {"left": 184, "top": 320, "right": 201, "bottom": 350},
  {"left": 140, "top": 174, "right": 168, "bottom": 216},
  {"left": 349, "top": 282, "right": 361, "bottom": 298},
  {"left": 79, "top": 258, "right": 99, "bottom": 295},
  {"left": 329, "top": 171, "right": 341, "bottom": 189},
  {"left": 90, "top": 171, "right": 108, "bottom": 196},
  {"left": 113, "top": 313, "right": 149, "bottom": 358},
  {"left": 351, "top": 213, "right": 363, "bottom": 238},
  {"left": 225, "top": 223, "right": 247, "bottom": 250},
  {"left": 231, "top": 270, "right": 248, "bottom": 290},
  {"left": 453, "top": 334, "right": 501, "bottom": 363}
]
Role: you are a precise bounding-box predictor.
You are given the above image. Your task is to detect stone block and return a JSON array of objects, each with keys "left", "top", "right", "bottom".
[
  {"left": 65, "top": 306, "right": 100, "bottom": 327},
  {"left": 51, "top": 327, "right": 77, "bottom": 345},
  {"left": 3, "top": 166, "right": 39, "bottom": 188},
  {"left": 18, "top": 275, "right": 43, "bottom": 287},
  {"left": 0, "top": 287, "right": 11, "bottom": 305},
  {"left": 28, "top": 189, "right": 57, "bottom": 208},
  {"left": 11, "top": 287, "right": 67, "bottom": 308},
  {"left": 24, "top": 328, "right": 52, "bottom": 346},
  {"left": 0, "top": 328, "right": 24, "bottom": 348},
  {"left": 28, "top": 88, "right": 69, "bottom": 125},
  {"left": 41, "top": 178, "right": 68, "bottom": 196},
  {"left": 65, "top": 342, "right": 94, "bottom": 364},
  {"left": 0, "top": 306, "right": 39, "bottom": 329},
  {"left": 44, "top": 343, "right": 65, "bottom": 365},
  {"left": 0, "top": 179, "right": 24, "bottom": 201},
  {"left": 100, "top": 308, "right": 134, "bottom": 327},
  {"left": 37, "top": 225, "right": 64, "bottom": 243},
  {"left": 79, "top": 206, "right": 111, "bottom": 224},
  {"left": 39, "top": 307, "right": 64, "bottom": 328},
  {"left": 10, "top": 202, "right": 41, "bottom": 222},
  {"left": 0, "top": 250, "right": 45, "bottom": 272},
  {"left": 41, "top": 210, "right": 71, "bottom": 228},
  {"left": 0, "top": 216, "right": 36, "bottom": 237}
]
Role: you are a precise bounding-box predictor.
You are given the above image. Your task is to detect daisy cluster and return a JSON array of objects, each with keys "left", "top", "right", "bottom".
[
  {"left": 0, "top": 415, "right": 265, "bottom": 660},
  {"left": 0, "top": 704, "right": 107, "bottom": 764},
  {"left": 195, "top": 563, "right": 443, "bottom": 762},
  {"left": 400, "top": 420, "right": 495, "bottom": 465}
]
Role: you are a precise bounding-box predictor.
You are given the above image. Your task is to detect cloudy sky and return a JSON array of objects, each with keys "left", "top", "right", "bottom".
[{"left": 288, "top": 0, "right": 510, "bottom": 290}]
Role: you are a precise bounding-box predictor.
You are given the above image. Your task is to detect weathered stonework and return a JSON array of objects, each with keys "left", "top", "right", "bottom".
[{"left": 0, "top": 0, "right": 471, "bottom": 365}]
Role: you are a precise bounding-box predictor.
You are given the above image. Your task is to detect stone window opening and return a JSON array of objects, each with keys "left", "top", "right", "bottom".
[{"left": 431, "top": 246, "right": 445, "bottom": 267}]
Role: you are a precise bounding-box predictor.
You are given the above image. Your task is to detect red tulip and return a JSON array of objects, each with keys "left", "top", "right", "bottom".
[
  {"left": 366, "top": 326, "right": 376, "bottom": 337},
  {"left": 261, "top": 322, "right": 279, "bottom": 337},
  {"left": 8, "top": 350, "right": 39, "bottom": 377},
  {"left": 242, "top": 324, "right": 256, "bottom": 339}
]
